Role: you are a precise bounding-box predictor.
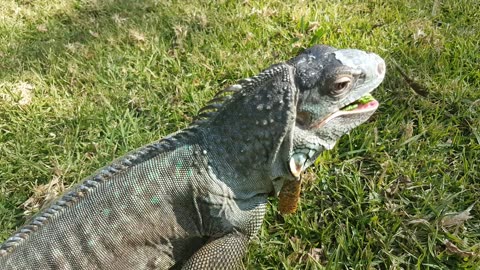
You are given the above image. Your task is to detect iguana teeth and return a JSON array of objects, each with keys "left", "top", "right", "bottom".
[{"left": 289, "top": 153, "right": 307, "bottom": 178}]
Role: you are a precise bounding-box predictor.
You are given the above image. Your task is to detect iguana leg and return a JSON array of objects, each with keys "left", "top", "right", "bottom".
[{"left": 181, "top": 232, "right": 249, "bottom": 270}]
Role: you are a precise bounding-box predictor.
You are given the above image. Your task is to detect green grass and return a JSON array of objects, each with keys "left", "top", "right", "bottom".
[{"left": 1, "top": 0, "right": 479, "bottom": 269}]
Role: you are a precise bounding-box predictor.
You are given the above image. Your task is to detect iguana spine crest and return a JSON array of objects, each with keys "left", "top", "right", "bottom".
[{"left": 194, "top": 64, "right": 285, "bottom": 125}]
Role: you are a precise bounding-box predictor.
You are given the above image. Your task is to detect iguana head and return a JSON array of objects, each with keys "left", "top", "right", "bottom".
[
  {"left": 287, "top": 45, "right": 386, "bottom": 177},
  {"left": 194, "top": 44, "right": 384, "bottom": 198}
]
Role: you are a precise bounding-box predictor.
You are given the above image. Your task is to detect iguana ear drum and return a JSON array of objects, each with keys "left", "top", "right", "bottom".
[
  {"left": 278, "top": 180, "right": 302, "bottom": 214},
  {"left": 289, "top": 153, "right": 307, "bottom": 178}
]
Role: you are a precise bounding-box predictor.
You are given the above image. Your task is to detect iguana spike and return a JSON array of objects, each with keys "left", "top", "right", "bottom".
[
  {"left": 214, "top": 84, "right": 242, "bottom": 98},
  {"left": 238, "top": 78, "right": 253, "bottom": 84},
  {"left": 197, "top": 103, "right": 223, "bottom": 115},
  {"left": 207, "top": 95, "right": 231, "bottom": 105},
  {"left": 196, "top": 111, "right": 217, "bottom": 119},
  {"left": 226, "top": 84, "right": 242, "bottom": 91}
]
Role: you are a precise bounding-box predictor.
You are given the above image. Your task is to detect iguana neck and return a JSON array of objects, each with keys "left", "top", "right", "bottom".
[
  {"left": 195, "top": 125, "right": 293, "bottom": 199},
  {"left": 191, "top": 63, "right": 299, "bottom": 198}
]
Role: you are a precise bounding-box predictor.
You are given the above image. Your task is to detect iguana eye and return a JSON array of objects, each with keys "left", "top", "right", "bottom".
[{"left": 332, "top": 76, "right": 352, "bottom": 97}]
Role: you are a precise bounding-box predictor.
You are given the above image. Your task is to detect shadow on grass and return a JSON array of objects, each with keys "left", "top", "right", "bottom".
[{"left": 1, "top": 0, "right": 181, "bottom": 81}]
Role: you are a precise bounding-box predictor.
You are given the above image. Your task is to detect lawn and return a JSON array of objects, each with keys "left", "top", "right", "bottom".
[{"left": 0, "top": 0, "right": 479, "bottom": 269}]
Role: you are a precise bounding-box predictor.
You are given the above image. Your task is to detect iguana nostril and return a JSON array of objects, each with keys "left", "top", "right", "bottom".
[{"left": 377, "top": 62, "right": 385, "bottom": 75}]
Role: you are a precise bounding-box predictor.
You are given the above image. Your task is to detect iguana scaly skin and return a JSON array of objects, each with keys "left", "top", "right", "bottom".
[{"left": 0, "top": 45, "right": 385, "bottom": 269}]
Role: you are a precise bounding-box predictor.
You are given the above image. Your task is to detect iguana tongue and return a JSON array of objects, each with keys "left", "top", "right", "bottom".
[{"left": 350, "top": 99, "right": 379, "bottom": 111}]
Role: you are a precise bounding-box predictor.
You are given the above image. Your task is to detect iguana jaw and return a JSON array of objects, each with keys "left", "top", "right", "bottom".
[
  {"left": 288, "top": 95, "right": 379, "bottom": 178},
  {"left": 309, "top": 94, "right": 379, "bottom": 129}
]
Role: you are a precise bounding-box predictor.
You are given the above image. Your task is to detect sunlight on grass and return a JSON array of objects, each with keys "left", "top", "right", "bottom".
[{"left": 1, "top": 0, "right": 479, "bottom": 268}]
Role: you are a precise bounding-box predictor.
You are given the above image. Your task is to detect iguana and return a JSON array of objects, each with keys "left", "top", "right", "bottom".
[{"left": 0, "top": 45, "right": 385, "bottom": 269}]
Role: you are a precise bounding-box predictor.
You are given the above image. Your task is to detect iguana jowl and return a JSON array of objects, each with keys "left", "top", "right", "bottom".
[{"left": 0, "top": 45, "right": 385, "bottom": 269}]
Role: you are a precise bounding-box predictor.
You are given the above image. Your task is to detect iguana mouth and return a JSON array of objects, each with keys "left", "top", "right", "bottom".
[
  {"left": 309, "top": 93, "right": 379, "bottom": 129},
  {"left": 340, "top": 93, "right": 378, "bottom": 112}
]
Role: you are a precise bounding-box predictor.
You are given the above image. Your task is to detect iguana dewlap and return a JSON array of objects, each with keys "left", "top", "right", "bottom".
[{"left": 0, "top": 45, "right": 385, "bottom": 269}]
